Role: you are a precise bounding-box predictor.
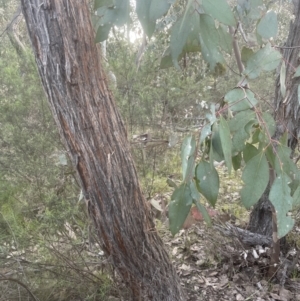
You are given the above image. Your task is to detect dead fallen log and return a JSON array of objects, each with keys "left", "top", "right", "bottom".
[{"left": 214, "top": 222, "right": 272, "bottom": 246}]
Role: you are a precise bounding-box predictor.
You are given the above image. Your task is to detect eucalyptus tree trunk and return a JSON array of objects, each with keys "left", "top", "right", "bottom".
[
  {"left": 248, "top": 0, "right": 300, "bottom": 239},
  {"left": 21, "top": 1, "right": 185, "bottom": 300}
]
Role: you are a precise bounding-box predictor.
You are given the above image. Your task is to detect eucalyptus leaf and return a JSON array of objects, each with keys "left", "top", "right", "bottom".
[
  {"left": 149, "top": 0, "right": 174, "bottom": 22},
  {"left": 200, "top": 124, "right": 212, "bottom": 145},
  {"left": 181, "top": 136, "right": 196, "bottom": 181},
  {"left": 228, "top": 110, "right": 256, "bottom": 132},
  {"left": 244, "top": 43, "right": 282, "bottom": 79},
  {"left": 243, "top": 143, "right": 259, "bottom": 163},
  {"left": 241, "top": 47, "right": 254, "bottom": 66},
  {"left": 265, "top": 145, "right": 276, "bottom": 168},
  {"left": 94, "top": 0, "right": 114, "bottom": 10},
  {"left": 219, "top": 116, "right": 232, "bottom": 173},
  {"left": 136, "top": 0, "right": 156, "bottom": 37},
  {"left": 170, "top": 10, "right": 200, "bottom": 68},
  {"left": 262, "top": 112, "right": 276, "bottom": 137},
  {"left": 95, "top": 0, "right": 129, "bottom": 42},
  {"left": 193, "top": 200, "right": 212, "bottom": 226},
  {"left": 218, "top": 24, "right": 232, "bottom": 54},
  {"left": 274, "top": 145, "right": 299, "bottom": 181},
  {"left": 229, "top": 111, "right": 256, "bottom": 154},
  {"left": 240, "top": 153, "right": 269, "bottom": 208},
  {"left": 169, "top": 184, "right": 193, "bottom": 235},
  {"left": 211, "top": 130, "right": 224, "bottom": 161},
  {"left": 195, "top": 161, "right": 219, "bottom": 206},
  {"left": 292, "top": 185, "right": 300, "bottom": 207},
  {"left": 202, "top": 0, "right": 236, "bottom": 26},
  {"left": 95, "top": 23, "right": 112, "bottom": 43},
  {"left": 189, "top": 181, "right": 201, "bottom": 202},
  {"left": 199, "top": 14, "right": 225, "bottom": 70},
  {"left": 232, "top": 153, "right": 242, "bottom": 170},
  {"left": 247, "top": 0, "right": 265, "bottom": 20},
  {"left": 269, "top": 174, "right": 294, "bottom": 238},
  {"left": 224, "top": 88, "right": 257, "bottom": 112},
  {"left": 257, "top": 10, "right": 278, "bottom": 39}
]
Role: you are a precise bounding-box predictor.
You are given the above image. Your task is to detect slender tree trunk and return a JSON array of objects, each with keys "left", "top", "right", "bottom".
[
  {"left": 21, "top": 1, "right": 186, "bottom": 300},
  {"left": 249, "top": 0, "right": 300, "bottom": 238}
]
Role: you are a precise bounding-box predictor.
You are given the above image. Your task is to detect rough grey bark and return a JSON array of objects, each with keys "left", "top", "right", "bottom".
[
  {"left": 20, "top": 1, "right": 186, "bottom": 300},
  {"left": 249, "top": 1, "right": 300, "bottom": 237}
]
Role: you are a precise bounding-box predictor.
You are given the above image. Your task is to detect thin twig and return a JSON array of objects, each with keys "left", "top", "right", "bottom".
[{"left": 0, "top": 277, "right": 39, "bottom": 301}]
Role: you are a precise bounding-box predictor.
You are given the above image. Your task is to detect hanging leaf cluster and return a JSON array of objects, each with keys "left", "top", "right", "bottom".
[{"left": 92, "top": 0, "right": 300, "bottom": 239}]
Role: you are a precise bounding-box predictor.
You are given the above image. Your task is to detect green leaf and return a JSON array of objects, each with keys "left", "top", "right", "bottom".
[
  {"left": 241, "top": 47, "right": 254, "bottom": 66},
  {"left": 160, "top": 32, "right": 201, "bottom": 69},
  {"left": 160, "top": 46, "right": 184, "bottom": 69},
  {"left": 94, "top": 0, "right": 114, "bottom": 10},
  {"left": 169, "top": 184, "right": 192, "bottom": 235},
  {"left": 202, "top": 0, "right": 236, "bottom": 26},
  {"left": 199, "top": 14, "right": 225, "bottom": 71},
  {"left": 219, "top": 116, "right": 232, "bottom": 173},
  {"left": 232, "top": 128, "right": 250, "bottom": 153},
  {"left": 94, "top": 0, "right": 129, "bottom": 42},
  {"left": 293, "top": 66, "right": 300, "bottom": 78},
  {"left": 247, "top": 0, "right": 265, "bottom": 20},
  {"left": 232, "top": 153, "right": 242, "bottom": 170},
  {"left": 189, "top": 180, "right": 201, "bottom": 202},
  {"left": 200, "top": 124, "right": 212, "bottom": 145},
  {"left": 195, "top": 161, "right": 219, "bottom": 206},
  {"left": 243, "top": 143, "right": 259, "bottom": 163},
  {"left": 170, "top": 10, "right": 200, "bottom": 68},
  {"left": 181, "top": 136, "right": 196, "bottom": 181},
  {"left": 211, "top": 130, "right": 224, "bottom": 162},
  {"left": 251, "top": 128, "right": 260, "bottom": 144},
  {"left": 240, "top": 153, "right": 269, "bottom": 208},
  {"left": 149, "top": 0, "right": 174, "bottom": 22},
  {"left": 193, "top": 200, "right": 212, "bottom": 226},
  {"left": 229, "top": 111, "right": 256, "bottom": 153},
  {"left": 269, "top": 174, "right": 294, "bottom": 238},
  {"left": 280, "top": 61, "right": 286, "bottom": 98},
  {"left": 95, "top": 23, "right": 112, "bottom": 43},
  {"left": 265, "top": 145, "right": 276, "bottom": 168},
  {"left": 292, "top": 185, "right": 300, "bottom": 207},
  {"left": 170, "top": 6, "right": 200, "bottom": 68},
  {"left": 101, "top": 0, "right": 129, "bottom": 26},
  {"left": 279, "top": 132, "right": 288, "bottom": 146},
  {"left": 136, "top": 0, "right": 156, "bottom": 37},
  {"left": 257, "top": 10, "right": 278, "bottom": 39},
  {"left": 244, "top": 43, "right": 282, "bottom": 79},
  {"left": 224, "top": 88, "right": 258, "bottom": 112},
  {"left": 228, "top": 110, "right": 256, "bottom": 132},
  {"left": 262, "top": 112, "right": 276, "bottom": 137},
  {"left": 218, "top": 24, "right": 232, "bottom": 54},
  {"left": 274, "top": 145, "right": 299, "bottom": 181}
]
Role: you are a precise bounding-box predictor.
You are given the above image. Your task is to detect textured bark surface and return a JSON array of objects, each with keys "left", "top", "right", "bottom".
[
  {"left": 249, "top": 1, "right": 300, "bottom": 236},
  {"left": 21, "top": 1, "right": 186, "bottom": 300},
  {"left": 274, "top": 1, "right": 300, "bottom": 148}
]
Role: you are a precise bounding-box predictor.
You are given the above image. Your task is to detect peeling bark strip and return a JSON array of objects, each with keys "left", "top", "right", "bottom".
[
  {"left": 274, "top": 0, "right": 300, "bottom": 150},
  {"left": 21, "top": 1, "right": 186, "bottom": 300}
]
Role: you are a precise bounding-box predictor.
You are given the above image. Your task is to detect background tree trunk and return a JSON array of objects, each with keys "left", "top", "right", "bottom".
[
  {"left": 21, "top": 1, "right": 186, "bottom": 300},
  {"left": 249, "top": 0, "right": 300, "bottom": 237}
]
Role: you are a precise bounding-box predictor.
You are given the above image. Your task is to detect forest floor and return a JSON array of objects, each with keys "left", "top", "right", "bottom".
[
  {"left": 161, "top": 219, "right": 300, "bottom": 301},
  {"left": 154, "top": 167, "right": 300, "bottom": 301}
]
